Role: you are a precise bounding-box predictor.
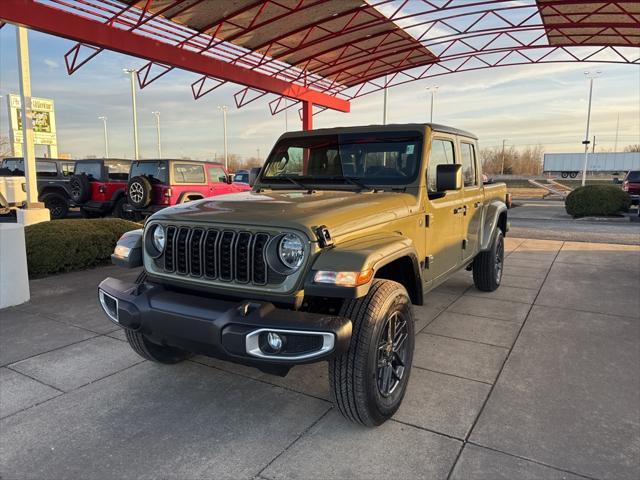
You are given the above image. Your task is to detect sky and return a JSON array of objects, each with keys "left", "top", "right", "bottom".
[{"left": 0, "top": 23, "right": 639, "bottom": 161}]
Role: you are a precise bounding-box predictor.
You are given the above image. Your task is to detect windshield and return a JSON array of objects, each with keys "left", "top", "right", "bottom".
[
  {"left": 130, "top": 161, "right": 168, "bottom": 184},
  {"left": 260, "top": 131, "right": 423, "bottom": 188},
  {"left": 625, "top": 171, "right": 640, "bottom": 182}
]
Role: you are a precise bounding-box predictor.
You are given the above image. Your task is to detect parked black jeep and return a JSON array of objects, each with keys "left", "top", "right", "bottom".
[{"left": 0, "top": 157, "right": 75, "bottom": 219}]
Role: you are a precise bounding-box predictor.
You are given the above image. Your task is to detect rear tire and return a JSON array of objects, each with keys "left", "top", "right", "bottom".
[
  {"left": 561, "top": 171, "right": 569, "bottom": 178},
  {"left": 42, "top": 192, "right": 69, "bottom": 220},
  {"left": 329, "top": 279, "right": 414, "bottom": 426},
  {"left": 472, "top": 230, "right": 504, "bottom": 292},
  {"left": 69, "top": 174, "right": 91, "bottom": 203},
  {"left": 111, "top": 196, "right": 127, "bottom": 218},
  {"left": 127, "top": 176, "right": 153, "bottom": 209}
]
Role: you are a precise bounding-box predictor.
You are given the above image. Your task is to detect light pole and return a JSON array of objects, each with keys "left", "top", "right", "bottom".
[
  {"left": 500, "top": 139, "right": 508, "bottom": 175},
  {"left": 217, "top": 105, "right": 228, "bottom": 171},
  {"left": 426, "top": 85, "right": 439, "bottom": 123},
  {"left": 152, "top": 111, "right": 162, "bottom": 158},
  {"left": 383, "top": 75, "right": 388, "bottom": 125},
  {"left": 98, "top": 116, "right": 109, "bottom": 158},
  {"left": 123, "top": 68, "right": 139, "bottom": 160},
  {"left": 581, "top": 70, "right": 602, "bottom": 186}
]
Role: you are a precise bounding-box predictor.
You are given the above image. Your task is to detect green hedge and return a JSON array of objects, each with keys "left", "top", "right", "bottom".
[
  {"left": 565, "top": 185, "right": 631, "bottom": 218},
  {"left": 25, "top": 218, "right": 141, "bottom": 276}
]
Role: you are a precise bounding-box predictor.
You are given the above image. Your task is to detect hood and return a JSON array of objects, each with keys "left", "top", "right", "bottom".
[{"left": 150, "top": 189, "right": 415, "bottom": 240}]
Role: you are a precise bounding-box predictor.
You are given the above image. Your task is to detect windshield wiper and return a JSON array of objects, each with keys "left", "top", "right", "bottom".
[
  {"left": 330, "top": 176, "right": 374, "bottom": 192},
  {"left": 270, "top": 175, "right": 311, "bottom": 191}
]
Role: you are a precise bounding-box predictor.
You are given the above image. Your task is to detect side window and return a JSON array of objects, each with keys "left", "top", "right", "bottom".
[
  {"left": 36, "top": 161, "right": 58, "bottom": 177},
  {"left": 427, "top": 139, "right": 455, "bottom": 193},
  {"left": 208, "top": 167, "right": 227, "bottom": 183},
  {"left": 173, "top": 164, "right": 205, "bottom": 183},
  {"left": 460, "top": 142, "right": 477, "bottom": 187},
  {"left": 61, "top": 163, "right": 75, "bottom": 176},
  {"left": 105, "top": 161, "right": 130, "bottom": 181}
]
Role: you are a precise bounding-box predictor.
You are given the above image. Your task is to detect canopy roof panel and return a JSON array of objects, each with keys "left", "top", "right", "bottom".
[
  {"left": 121, "top": 0, "right": 437, "bottom": 87},
  {"left": 537, "top": 0, "right": 639, "bottom": 47}
]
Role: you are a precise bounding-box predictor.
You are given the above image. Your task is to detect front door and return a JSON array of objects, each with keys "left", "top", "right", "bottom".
[{"left": 424, "top": 136, "right": 464, "bottom": 282}]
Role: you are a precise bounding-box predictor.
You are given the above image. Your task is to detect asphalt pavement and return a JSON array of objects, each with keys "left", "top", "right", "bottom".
[{"left": 508, "top": 199, "right": 640, "bottom": 245}]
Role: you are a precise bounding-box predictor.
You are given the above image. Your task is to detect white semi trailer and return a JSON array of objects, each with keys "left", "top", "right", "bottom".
[{"left": 543, "top": 152, "right": 640, "bottom": 178}]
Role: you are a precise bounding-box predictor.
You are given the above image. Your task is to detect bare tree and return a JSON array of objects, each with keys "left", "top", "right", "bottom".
[
  {"left": 623, "top": 144, "right": 640, "bottom": 152},
  {"left": 480, "top": 144, "right": 544, "bottom": 175}
]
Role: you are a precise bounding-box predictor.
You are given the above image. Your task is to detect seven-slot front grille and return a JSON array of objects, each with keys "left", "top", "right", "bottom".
[{"left": 161, "top": 225, "right": 270, "bottom": 285}]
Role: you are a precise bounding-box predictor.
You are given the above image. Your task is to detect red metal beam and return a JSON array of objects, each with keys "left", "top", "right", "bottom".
[{"left": 0, "top": 0, "right": 349, "bottom": 113}]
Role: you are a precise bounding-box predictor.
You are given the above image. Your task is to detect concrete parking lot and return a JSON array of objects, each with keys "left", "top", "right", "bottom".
[{"left": 1, "top": 238, "right": 639, "bottom": 480}]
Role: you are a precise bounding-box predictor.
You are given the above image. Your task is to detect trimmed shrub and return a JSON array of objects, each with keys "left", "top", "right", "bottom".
[
  {"left": 25, "top": 218, "right": 141, "bottom": 276},
  {"left": 565, "top": 185, "right": 631, "bottom": 218}
]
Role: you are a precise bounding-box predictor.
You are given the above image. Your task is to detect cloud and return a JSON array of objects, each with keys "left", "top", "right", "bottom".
[{"left": 44, "top": 58, "right": 59, "bottom": 69}]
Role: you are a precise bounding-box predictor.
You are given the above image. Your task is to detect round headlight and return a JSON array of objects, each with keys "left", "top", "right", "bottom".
[
  {"left": 278, "top": 233, "right": 304, "bottom": 270},
  {"left": 152, "top": 225, "right": 165, "bottom": 253}
]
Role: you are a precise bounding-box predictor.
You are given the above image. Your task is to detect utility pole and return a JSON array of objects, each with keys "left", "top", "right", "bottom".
[
  {"left": 217, "top": 105, "right": 228, "bottom": 171},
  {"left": 426, "top": 85, "right": 439, "bottom": 123},
  {"left": 123, "top": 68, "right": 139, "bottom": 160},
  {"left": 98, "top": 116, "right": 109, "bottom": 158},
  {"left": 284, "top": 98, "right": 288, "bottom": 132},
  {"left": 500, "top": 139, "right": 507, "bottom": 175},
  {"left": 256, "top": 148, "right": 260, "bottom": 160},
  {"left": 581, "top": 70, "right": 602, "bottom": 186},
  {"left": 383, "top": 75, "right": 388, "bottom": 125},
  {"left": 152, "top": 111, "right": 162, "bottom": 158},
  {"left": 614, "top": 113, "right": 620, "bottom": 152},
  {"left": 592, "top": 135, "right": 596, "bottom": 154}
]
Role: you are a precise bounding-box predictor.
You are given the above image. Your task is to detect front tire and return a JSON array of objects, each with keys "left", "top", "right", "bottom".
[
  {"left": 42, "top": 192, "right": 69, "bottom": 219},
  {"left": 124, "top": 329, "right": 188, "bottom": 364},
  {"left": 329, "top": 280, "right": 414, "bottom": 426},
  {"left": 472, "top": 229, "right": 504, "bottom": 292}
]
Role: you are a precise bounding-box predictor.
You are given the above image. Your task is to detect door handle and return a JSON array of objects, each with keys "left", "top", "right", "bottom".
[
  {"left": 462, "top": 205, "right": 467, "bottom": 215},
  {"left": 474, "top": 201, "right": 482, "bottom": 208}
]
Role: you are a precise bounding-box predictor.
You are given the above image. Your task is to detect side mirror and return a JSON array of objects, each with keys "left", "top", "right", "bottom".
[
  {"left": 436, "top": 164, "right": 462, "bottom": 192},
  {"left": 226, "top": 174, "right": 233, "bottom": 184}
]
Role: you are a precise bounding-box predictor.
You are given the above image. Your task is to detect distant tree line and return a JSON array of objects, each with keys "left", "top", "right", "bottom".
[{"left": 480, "top": 145, "right": 545, "bottom": 175}]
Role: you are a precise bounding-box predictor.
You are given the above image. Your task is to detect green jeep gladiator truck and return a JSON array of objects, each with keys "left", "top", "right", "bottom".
[{"left": 99, "top": 124, "right": 508, "bottom": 426}]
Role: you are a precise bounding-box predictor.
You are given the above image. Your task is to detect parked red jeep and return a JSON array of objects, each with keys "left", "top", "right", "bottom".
[
  {"left": 124, "top": 160, "right": 250, "bottom": 217},
  {"left": 70, "top": 159, "right": 132, "bottom": 218},
  {"left": 622, "top": 170, "right": 640, "bottom": 206}
]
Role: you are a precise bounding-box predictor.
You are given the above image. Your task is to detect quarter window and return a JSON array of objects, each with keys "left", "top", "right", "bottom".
[
  {"left": 36, "top": 161, "right": 57, "bottom": 177},
  {"left": 460, "top": 142, "right": 477, "bottom": 187},
  {"left": 174, "top": 164, "right": 205, "bottom": 183},
  {"left": 427, "top": 139, "right": 455, "bottom": 193}
]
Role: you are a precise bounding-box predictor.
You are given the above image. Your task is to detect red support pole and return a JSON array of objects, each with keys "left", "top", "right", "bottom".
[{"left": 302, "top": 101, "right": 313, "bottom": 131}]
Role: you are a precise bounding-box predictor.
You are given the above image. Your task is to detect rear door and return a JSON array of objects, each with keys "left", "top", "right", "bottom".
[
  {"left": 459, "top": 140, "right": 483, "bottom": 262},
  {"left": 424, "top": 135, "right": 465, "bottom": 282}
]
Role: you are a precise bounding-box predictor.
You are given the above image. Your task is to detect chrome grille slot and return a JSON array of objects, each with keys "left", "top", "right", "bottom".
[
  {"left": 189, "top": 229, "right": 204, "bottom": 276},
  {"left": 155, "top": 225, "right": 271, "bottom": 286},
  {"left": 219, "top": 231, "right": 235, "bottom": 281},
  {"left": 235, "top": 232, "right": 252, "bottom": 283},
  {"left": 176, "top": 227, "right": 190, "bottom": 274},
  {"left": 252, "top": 233, "right": 269, "bottom": 285},
  {"left": 164, "top": 226, "right": 177, "bottom": 272},
  {"left": 204, "top": 230, "right": 219, "bottom": 279}
]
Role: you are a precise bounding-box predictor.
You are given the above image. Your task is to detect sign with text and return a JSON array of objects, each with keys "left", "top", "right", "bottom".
[{"left": 8, "top": 94, "right": 58, "bottom": 157}]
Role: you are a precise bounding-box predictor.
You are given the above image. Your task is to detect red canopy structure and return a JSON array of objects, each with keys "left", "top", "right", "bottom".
[{"left": 1, "top": 0, "right": 638, "bottom": 130}]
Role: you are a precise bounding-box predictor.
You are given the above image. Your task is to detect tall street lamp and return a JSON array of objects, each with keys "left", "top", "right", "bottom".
[
  {"left": 217, "top": 105, "right": 229, "bottom": 171},
  {"left": 123, "top": 68, "right": 139, "bottom": 160},
  {"left": 426, "top": 85, "right": 439, "bottom": 123},
  {"left": 500, "top": 139, "right": 508, "bottom": 175},
  {"left": 382, "top": 75, "right": 389, "bottom": 125},
  {"left": 152, "top": 111, "right": 162, "bottom": 158},
  {"left": 581, "top": 70, "right": 602, "bottom": 186},
  {"left": 98, "top": 116, "right": 109, "bottom": 158}
]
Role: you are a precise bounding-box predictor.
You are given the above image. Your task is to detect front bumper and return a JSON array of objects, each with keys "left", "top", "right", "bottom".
[
  {"left": 98, "top": 277, "right": 352, "bottom": 369},
  {"left": 123, "top": 203, "right": 166, "bottom": 216}
]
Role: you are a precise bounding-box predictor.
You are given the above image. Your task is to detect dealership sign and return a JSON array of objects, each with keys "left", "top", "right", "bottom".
[{"left": 8, "top": 94, "right": 58, "bottom": 157}]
